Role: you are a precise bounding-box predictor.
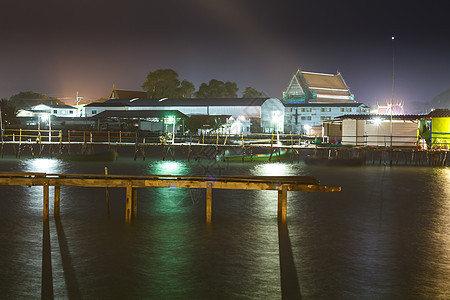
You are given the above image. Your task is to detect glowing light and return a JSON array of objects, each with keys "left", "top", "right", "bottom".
[
  {"left": 154, "top": 161, "right": 185, "bottom": 175},
  {"left": 373, "top": 118, "right": 382, "bottom": 126},
  {"left": 40, "top": 114, "right": 48, "bottom": 122},
  {"left": 167, "top": 116, "right": 176, "bottom": 124},
  {"left": 252, "top": 163, "right": 290, "bottom": 176}
]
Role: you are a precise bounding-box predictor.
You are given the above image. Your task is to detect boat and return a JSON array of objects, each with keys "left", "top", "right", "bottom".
[
  {"left": 223, "top": 150, "right": 290, "bottom": 162},
  {"left": 304, "top": 155, "right": 364, "bottom": 166},
  {"left": 58, "top": 150, "right": 118, "bottom": 162}
]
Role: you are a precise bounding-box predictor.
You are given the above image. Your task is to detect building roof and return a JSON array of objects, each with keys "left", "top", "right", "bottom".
[
  {"left": 86, "top": 98, "right": 271, "bottom": 108},
  {"left": 91, "top": 110, "right": 187, "bottom": 119},
  {"left": 109, "top": 86, "right": 147, "bottom": 100},
  {"left": 284, "top": 69, "right": 354, "bottom": 103},
  {"left": 427, "top": 108, "right": 450, "bottom": 118},
  {"left": 334, "top": 114, "right": 424, "bottom": 121},
  {"left": 284, "top": 102, "right": 368, "bottom": 108},
  {"left": 301, "top": 71, "right": 350, "bottom": 95},
  {"left": 32, "top": 103, "right": 75, "bottom": 109}
]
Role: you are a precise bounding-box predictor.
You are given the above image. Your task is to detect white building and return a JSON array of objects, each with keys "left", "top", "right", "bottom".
[
  {"left": 284, "top": 103, "right": 369, "bottom": 133},
  {"left": 84, "top": 97, "right": 285, "bottom": 133},
  {"left": 282, "top": 69, "right": 369, "bottom": 133},
  {"left": 323, "top": 114, "right": 421, "bottom": 147},
  {"left": 17, "top": 103, "right": 77, "bottom": 118}
]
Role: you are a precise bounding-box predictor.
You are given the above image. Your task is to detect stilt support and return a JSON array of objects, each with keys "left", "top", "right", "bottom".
[
  {"left": 54, "top": 186, "right": 60, "bottom": 216},
  {"left": 43, "top": 182, "right": 49, "bottom": 220},
  {"left": 125, "top": 181, "right": 133, "bottom": 223},
  {"left": 206, "top": 182, "right": 212, "bottom": 223},
  {"left": 132, "top": 188, "right": 137, "bottom": 217},
  {"left": 278, "top": 185, "right": 288, "bottom": 223}
]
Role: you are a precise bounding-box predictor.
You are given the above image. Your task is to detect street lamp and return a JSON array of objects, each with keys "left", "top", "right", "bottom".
[
  {"left": 40, "top": 113, "right": 51, "bottom": 142},
  {"left": 167, "top": 115, "right": 176, "bottom": 144},
  {"left": 272, "top": 113, "right": 281, "bottom": 144}
]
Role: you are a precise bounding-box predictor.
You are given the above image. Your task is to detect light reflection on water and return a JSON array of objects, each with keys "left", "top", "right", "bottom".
[
  {"left": 0, "top": 157, "right": 449, "bottom": 298},
  {"left": 19, "top": 157, "right": 67, "bottom": 174}
]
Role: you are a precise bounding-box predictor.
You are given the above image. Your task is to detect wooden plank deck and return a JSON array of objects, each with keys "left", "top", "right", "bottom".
[{"left": 0, "top": 172, "right": 341, "bottom": 223}]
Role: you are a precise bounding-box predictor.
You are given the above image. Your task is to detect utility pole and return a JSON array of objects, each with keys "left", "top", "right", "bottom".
[{"left": 390, "top": 36, "right": 395, "bottom": 147}]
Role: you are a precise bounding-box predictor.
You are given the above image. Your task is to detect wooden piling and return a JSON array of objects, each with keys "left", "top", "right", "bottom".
[
  {"left": 206, "top": 182, "right": 212, "bottom": 223},
  {"left": 125, "top": 181, "right": 133, "bottom": 223},
  {"left": 278, "top": 185, "right": 287, "bottom": 223},
  {"left": 54, "top": 186, "right": 60, "bottom": 216},
  {"left": 43, "top": 182, "right": 49, "bottom": 220},
  {"left": 105, "top": 167, "right": 110, "bottom": 215},
  {"left": 132, "top": 188, "right": 137, "bottom": 217}
]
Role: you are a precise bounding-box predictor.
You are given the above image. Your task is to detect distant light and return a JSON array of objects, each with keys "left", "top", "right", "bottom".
[
  {"left": 40, "top": 114, "right": 48, "bottom": 122},
  {"left": 373, "top": 118, "right": 382, "bottom": 126},
  {"left": 167, "top": 116, "right": 176, "bottom": 124},
  {"left": 158, "top": 98, "right": 168, "bottom": 102},
  {"left": 391, "top": 36, "right": 395, "bottom": 40},
  {"left": 129, "top": 98, "right": 139, "bottom": 102}
]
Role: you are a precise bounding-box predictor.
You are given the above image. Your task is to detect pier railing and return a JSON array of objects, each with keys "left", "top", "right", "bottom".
[{"left": 5, "top": 128, "right": 448, "bottom": 148}]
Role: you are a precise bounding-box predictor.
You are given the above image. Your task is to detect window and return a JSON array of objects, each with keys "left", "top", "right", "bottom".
[
  {"left": 69, "top": 110, "right": 73, "bottom": 114},
  {"left": 53, "top": 110, "right": 57, "bottom": 114},
  {"left": 321, "top": 108, "right": 331, "bottom": 112},
  {"left": 301, "top": 108, "right": 306, "bottom": 112},
  {"left": 341, "top": 108, "right": 345, "bottom": 112},
  {"left": 301, "top": 116, "right": 306, "bottom": 120},
  {"left": 92, "top": 110, "right": 97, "bottom": 114},
  {"left": 307, "top": 116, "right": 311, "bottom": 120}
]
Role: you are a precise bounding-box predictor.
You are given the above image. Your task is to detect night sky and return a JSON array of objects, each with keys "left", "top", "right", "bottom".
[{"left": 1, "top": 0, "right": 449, "bottom": 111}]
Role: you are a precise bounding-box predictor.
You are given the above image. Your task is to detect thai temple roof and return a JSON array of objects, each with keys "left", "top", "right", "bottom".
[{"left": 283, "top": 69, "right": 354, "bottom": 103}]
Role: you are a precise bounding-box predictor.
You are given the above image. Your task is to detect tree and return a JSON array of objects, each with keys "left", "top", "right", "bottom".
[
  {"left": 142, "top": 69, "right": 195, "bottom": 98},
  {"left": 180, "top": 80, "right": 195, "bottom": 98},
  {"left": 0, "top": 98, "right": 18, "bottom": 125},
  {"left": 184, "top": 116, "right": 203, "bottom": 134},
  {"left": 242, "top": 87, "right": 265, "bottom": 98},
  {"left": 9, "top": 91, "right": 61, "bottom": 109},
  {"left": 194, "top": 79, "right": 239, "bottom": 98}
]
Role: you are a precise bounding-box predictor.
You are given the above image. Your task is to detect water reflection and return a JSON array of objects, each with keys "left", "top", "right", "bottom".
[
  {"left": 149, "top": 160, "right": 188, "bottom": 175},
  {"left": 250, "top": 162, "right": 296, "bottom": 176},
  {"left": 19, "top": 158, "right": 67, "bottom": 174}
]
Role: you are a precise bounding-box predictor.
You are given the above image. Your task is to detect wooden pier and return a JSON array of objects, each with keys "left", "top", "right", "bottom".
[
  {"left": 1, "top": 128, "right": 448, "bottom": 166},
  {"left": 0, "top": 172, "right": 340, "bottom": 223}
]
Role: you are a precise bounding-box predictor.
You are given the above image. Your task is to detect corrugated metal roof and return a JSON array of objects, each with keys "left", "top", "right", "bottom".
[
  {"left": 427, "top": 109, "right": 450, "bottom": 118},
  {"left": 334, "top": 114, "right": 424, "bottom": 120},
  {"left": 284, "top": 102, "right": 367, "bottom": 108},
  {"left": 86, "top": 98, "right": 270, "bottom": 107},
  {"left": 91, "top": 110, "right": 187, "bottom": 119}
]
